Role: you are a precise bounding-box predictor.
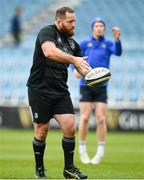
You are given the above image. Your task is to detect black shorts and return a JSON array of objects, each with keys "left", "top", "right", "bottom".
[
  {"left": 28, "top": 90, "right": 74, "bottom": 124},
  {"left": 80, "top": 86, "right": 107, "bottom": 103}
]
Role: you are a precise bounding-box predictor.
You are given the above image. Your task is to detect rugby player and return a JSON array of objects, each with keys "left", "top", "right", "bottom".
[
  {"left": 27, "top": 6, "right": 90, "bottom": 179},
  {"left": 74, "top": 18, "right": 122, "bottom": 164}
]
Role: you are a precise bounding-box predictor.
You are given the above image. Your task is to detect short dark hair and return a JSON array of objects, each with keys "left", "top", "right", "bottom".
[{"left": 55, "top": 7, "right": 74, "bottom": 20}]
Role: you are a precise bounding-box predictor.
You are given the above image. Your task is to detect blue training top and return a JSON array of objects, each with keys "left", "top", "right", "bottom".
[{"left": 79, "top": 36, "right": 122, "bottom": 86}]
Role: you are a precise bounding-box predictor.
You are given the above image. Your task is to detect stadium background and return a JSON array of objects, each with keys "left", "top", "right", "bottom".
[
  {"left": 0, "top": 0, "right": 144, "bottom": 130},
  {"left": 0, "top": 0, "right": 144, "bottom": 179}
]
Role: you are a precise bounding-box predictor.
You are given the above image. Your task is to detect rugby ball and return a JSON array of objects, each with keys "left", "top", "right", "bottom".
[{"left": 85, "top": 67, "right": 111, "bottom": 87}]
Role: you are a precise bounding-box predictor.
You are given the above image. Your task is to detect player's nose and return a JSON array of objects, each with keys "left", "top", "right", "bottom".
[{"left": 72, "top": 21, "right": 75, "bottom": 28}]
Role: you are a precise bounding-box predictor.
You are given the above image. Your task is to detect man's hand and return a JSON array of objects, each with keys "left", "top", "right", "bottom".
[
  {"left": 73, "top": 57, "right": 92, "bottom": 77},
  {"left": 112, "top": 27, "right": 121, "bottom": 41}
]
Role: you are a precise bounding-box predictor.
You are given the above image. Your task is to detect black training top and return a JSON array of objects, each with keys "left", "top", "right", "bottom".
[{"left": 27, "top": 24, "right": 81, "bottom": 98}]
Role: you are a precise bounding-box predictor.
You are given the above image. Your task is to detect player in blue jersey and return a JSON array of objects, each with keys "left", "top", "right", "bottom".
[{"left": 74, "top": 18, "right": 122, "bottom": 164}]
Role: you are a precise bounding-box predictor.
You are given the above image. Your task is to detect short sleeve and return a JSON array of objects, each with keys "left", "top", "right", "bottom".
[{"left": 38, "top": 26, "right": 57, "bottom": 45}]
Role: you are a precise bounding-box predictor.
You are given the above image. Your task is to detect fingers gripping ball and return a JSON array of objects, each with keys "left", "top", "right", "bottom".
[{"left": 85, "top": 67, "right": 111, "bottom": 87}]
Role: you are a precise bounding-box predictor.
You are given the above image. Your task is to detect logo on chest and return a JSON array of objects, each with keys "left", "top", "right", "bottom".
[
  {"left": 87, "top": 42, "right": 93, "bottom": 48},
  {"left": 68, "top": 38, "right": 75, "bottom": 50},
  {"left": 101, "top": 43, "right": 106, "bottom": 48}
]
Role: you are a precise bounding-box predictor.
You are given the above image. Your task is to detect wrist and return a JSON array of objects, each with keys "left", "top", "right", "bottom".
[{"left": 69, "top": 55, "right": 76, "bottom": 64}]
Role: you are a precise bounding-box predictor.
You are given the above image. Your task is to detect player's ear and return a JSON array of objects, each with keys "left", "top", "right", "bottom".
[
  {"left": 56, "top": 18, "right": 62, "bottom": 27},
  {"left": 103, "top": 25, "right": 106, "bottom": 31}
]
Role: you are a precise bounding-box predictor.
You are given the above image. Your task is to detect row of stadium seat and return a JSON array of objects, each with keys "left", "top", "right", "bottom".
[{"left": 0, "top": 43, "right": 143, "bottom": 106}]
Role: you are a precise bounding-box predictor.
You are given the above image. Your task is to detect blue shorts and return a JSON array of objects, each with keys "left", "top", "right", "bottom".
[{"left": 80, "top": 86, "right": 107, "bottom": 103}]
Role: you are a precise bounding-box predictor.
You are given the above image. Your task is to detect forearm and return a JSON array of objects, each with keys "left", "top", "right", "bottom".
[
  {"left": 115, "top": 40, "right": 122, "bottom": 56},
  {"left": 41, "top": 41, "right": 91, "bottom": 76}
]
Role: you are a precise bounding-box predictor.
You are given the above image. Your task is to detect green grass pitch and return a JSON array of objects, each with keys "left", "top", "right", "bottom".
[{"left": 0, "top": 128, "right": 144, "bottom": 179}]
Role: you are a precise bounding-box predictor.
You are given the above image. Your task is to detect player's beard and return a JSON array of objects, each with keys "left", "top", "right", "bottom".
[{"left": 61, "top": 23, "right": 75, "bottom": 37}]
